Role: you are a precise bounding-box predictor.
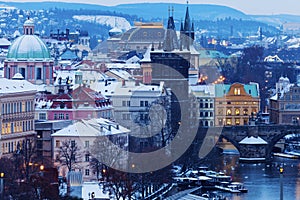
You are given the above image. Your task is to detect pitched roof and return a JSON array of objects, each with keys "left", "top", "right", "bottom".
[{"left": 52, "top": 118, "right": 130, "bottom": 137}]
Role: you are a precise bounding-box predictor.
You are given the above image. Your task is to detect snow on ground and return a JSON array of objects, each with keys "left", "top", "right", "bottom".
[{"left": 73, "top": 15, "right": 131, "bottom": 31}]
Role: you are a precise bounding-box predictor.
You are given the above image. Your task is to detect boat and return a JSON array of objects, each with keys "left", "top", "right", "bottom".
[
  {"left": 215, "top": 181, "right": 241, "bottom": 193},
  {"left": 273, "top": 152, "right": 299, "bottom": 159},
  {"left": 230, "top": 182, "right": 248, "bottom": 193}
]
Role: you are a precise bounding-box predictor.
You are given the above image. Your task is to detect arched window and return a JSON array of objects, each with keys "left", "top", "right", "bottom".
[
  {"left": 243, "top": 109, "right": 248, "bottom": 115},
  {"left": 235, "top": 108, "right": 240, "bottom": 115},
  {"left": 227, "top": 109, "right": 232, "bottom": 115}
]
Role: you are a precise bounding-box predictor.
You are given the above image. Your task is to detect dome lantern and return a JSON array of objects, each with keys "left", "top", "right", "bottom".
[{"left": 23, "top": 17, "right": 34, "bottom": 35}]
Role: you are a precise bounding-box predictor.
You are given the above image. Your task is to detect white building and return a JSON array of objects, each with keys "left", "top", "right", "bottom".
[
  {"left": 190, "top": 84, "right": 215, "bottom": 127},
  {"left": 52, "top": 118, "right": 130, "bottom": 181},
  {"left": 90, "top": 79, "right": 172, "bottom": 150}
]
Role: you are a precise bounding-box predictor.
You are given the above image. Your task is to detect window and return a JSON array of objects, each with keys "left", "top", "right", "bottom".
[
  {"left": 235, "top": 109, "right": 240, "bottom": 116},
  {"left": 55, "top": 140, "right": 60, "bottom": 148},
  {"left": 36, "top": 68, "right": 42, "bottom": 80},
  {"left": 85, "top": 154, "right": 90, "bottom": 162},
  {"left": 235, "top": 118, "right": 240, "bottom": 125},
  {"left": 234, "top": 88, "right": 241, "bottom": 95},
  {"left": 140, "top": 101, "right": 144, "bottom": 107},
  {"left": 85, "top": 141, "right": 89, "bottom": 148},
  {"left": 66, "top": 113, "right": 69, "bottom": 120},
  {"left": 243, "top": 109, "right": 248, "bottom": 115},
  {"left": 54, "top": 113, "right": 57, "bottom": 120},
  {"left": 226, "top": 109, "right": 232, "bottom": 116},
  {"left": 122, "top": 101, "right": 126, "bottom": 106},
  {"left": 85, "top": 169, "right": 90, "bottom": 176},
  {"left": 39, "top": 113, "right": 47, "bottom": 120},
  {"left": 127, "top": 101, "right": 131, "bottom": 107},
  {"left": 218, "top": 119, "right": 223, "bottom": 126},
  {"left": 71, "top": 140, "right": 76, "bottom": 148},
  {"left": 59, "top": 113, "right": 64, "bottom": 119},
  {"left": 145, "top": 101, "right": 149, "bottom": 107},
  {"left": 226, "top": 118, "right": 232, "bottom": 125}
]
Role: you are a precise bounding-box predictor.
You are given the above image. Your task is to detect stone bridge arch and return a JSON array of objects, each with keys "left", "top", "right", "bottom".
[{"left": 266, "top": 128, "right": 300, "bottom": 160}]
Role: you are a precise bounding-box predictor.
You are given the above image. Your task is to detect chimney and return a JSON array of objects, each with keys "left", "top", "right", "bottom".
[
  {"left": 108, "top": 125, "right": 111, "bottom": 131},
  {"left": 122, "top": 79, "right": 126, "bottom": 86},
  {"left": 135, "top": 79, "right": 140, "bottom": 86},
  {"left": 116, "top": 124, "right": 119, "bottom": 130}
]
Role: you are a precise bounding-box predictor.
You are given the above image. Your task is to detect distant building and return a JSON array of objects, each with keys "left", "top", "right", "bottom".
[
  {"left": 35, "top": 120, "right": 73, "bottom": 165},
  {"left": 52, "top": 118, "right": 130, "bottom": 181},
  {"left": 190, "top": 84, "right": 215, "bottom": 127},
  {"left": 269, "top": 76, "right": 300, "bottom": 124},
  {"left": 4, "top": 18, "right": 54, "bottom": 85},
  {"left": 35, "top": 85, "right": 113, "bottom": 121},
  {"left": 215, "top": 82, "right": 260, "bottom": 126},
  {"left": 90, "top": 79, "right": 171, "bottom": 151},
  {"left": 0, "top": 76, "right": 37, "bottom": 157}
]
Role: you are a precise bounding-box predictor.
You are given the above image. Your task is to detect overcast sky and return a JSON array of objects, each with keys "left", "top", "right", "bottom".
[{"left": 3, "top": 0, "right": 300, "bottom": 15}]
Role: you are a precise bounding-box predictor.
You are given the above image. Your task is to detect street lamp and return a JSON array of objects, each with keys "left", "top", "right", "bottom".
[
  {"left": 0, "top": 172, "right": 4, "bottom": 199},
  {"left": 279, "top": 164, "right": 284, "bottom": 200}
]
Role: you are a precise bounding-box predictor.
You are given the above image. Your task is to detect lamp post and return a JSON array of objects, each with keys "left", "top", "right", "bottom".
[
  {"left": 280, "top": 164, "right": 284, "bottom": 200},
  {"left": 0, "top": 172, "right": 4, "bottom": 199}
]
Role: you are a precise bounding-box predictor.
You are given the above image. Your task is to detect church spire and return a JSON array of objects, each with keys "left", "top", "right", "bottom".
[{"left": 163, "top": 6, "right": 179, "bottom": 51}]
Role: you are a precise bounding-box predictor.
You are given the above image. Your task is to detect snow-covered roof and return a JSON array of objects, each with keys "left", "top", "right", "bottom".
[
  {"left": 107, "top": 69, "right": 133, "bottom": 81},
  {"left": 0, "top": 77, "right": 37, "bottom": 93},
  {"left": 239, "top": 136, "right": 267, "bottom": 145},
  {"left": 90, "top": 80, "right": 165, "bottom": 98},
  {"left": 190, "top": 84, "right": 215, "bottom": 97},
  {"left": 0, "top": 37, "right": 10, "bottom": 46},
  {"left": 52, "top": 118, "right": 130, "bottom": 137}
]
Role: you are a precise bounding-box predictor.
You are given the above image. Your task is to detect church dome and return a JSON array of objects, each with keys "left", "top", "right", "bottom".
[{"left": 7, "top": 35, "right": 51, "bottom": 60}]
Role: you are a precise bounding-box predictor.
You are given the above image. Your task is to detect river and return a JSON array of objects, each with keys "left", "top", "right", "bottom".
[{"left": 199, "top": 153, "right": 300, "bottom": 200}]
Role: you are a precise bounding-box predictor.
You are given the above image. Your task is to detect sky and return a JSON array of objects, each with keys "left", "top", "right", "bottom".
[{"left": 2, "top": 0, "right": 300, "bottom": 15}]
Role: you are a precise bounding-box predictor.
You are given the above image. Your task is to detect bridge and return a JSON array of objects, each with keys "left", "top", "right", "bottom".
[{"left": 199, "top": 125, "right": 300, "bottom": 162}]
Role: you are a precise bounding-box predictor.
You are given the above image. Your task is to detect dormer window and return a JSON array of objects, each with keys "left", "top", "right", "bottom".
[{"left": 234, "top": 88, "right": 240, "bottom": 95}]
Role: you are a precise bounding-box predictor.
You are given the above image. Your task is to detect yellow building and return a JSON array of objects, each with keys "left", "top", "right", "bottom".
[
  {"left": 0, "top": 75, "right": 37, "bottom": 157},
  {"left": 215, "top": 83, "right": 260, "bottom": 126}
]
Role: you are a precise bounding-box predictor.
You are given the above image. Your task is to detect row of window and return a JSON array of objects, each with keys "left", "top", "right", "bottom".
[
  {"left": 2, "top": 120, "right": 34, "bottom": 134},
  {"left": 200, "top": 112, "right": 213, "bottom": 117},
  {"left": 122, "top": 100, "right": 150, "bottom": 107},
  {"left": 200, "top": 120, "right": 214, "bottom": 127},
  {"left": 200, "top": 102, "right": 213, "bottom": 108},
  {"left": 2, "top": 101, "right": 33, "bottom": 115},
  {"left": 217, "top": 108, "right": 257, "bottom": 116},
  {"left": 219, "top": 101, "right": 258, "bottom": 105},
  {"left": 54, "top": 113, "right": 70, "bottom": 120},
  {"left": 218, "top": 118, "right": 249, "bottom": 126}
]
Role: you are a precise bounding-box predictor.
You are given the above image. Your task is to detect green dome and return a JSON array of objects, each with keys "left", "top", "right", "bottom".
[{"left": 7, "top": 35, "right": 51, "bottom": 60}]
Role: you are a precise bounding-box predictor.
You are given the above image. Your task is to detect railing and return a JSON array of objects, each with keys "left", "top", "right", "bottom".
[{"left": 144, "top": 183, "right": 176, "bottom": 200}]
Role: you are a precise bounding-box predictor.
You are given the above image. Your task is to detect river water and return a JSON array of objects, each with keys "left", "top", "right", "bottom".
[{"left": 200, "top": 153, "right": 300, "bottom": 200}]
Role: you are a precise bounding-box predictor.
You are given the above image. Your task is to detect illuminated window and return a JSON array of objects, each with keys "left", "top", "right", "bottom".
[
  {"left": 243, "top": 109, "right": 248, "bottom": 115},
  {"left": 226, "top": 109, "right": 232, "bottom": 115},
  {"left": 226, "top": 118, "right": 232, "bottom": 125},
  {"left": 235, "top": 118, "right": 240, "bottom": 125},
  {"left": 235, "top": 108, "right": 240, "bottom": 115},
  {"left": 234, "top": 88, "right": 241, "bottom": 95}
]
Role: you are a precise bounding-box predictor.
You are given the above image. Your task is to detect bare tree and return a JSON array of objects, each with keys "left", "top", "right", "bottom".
[{"left": 57, "top": 140, "right": 81, "bottom": 172}]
